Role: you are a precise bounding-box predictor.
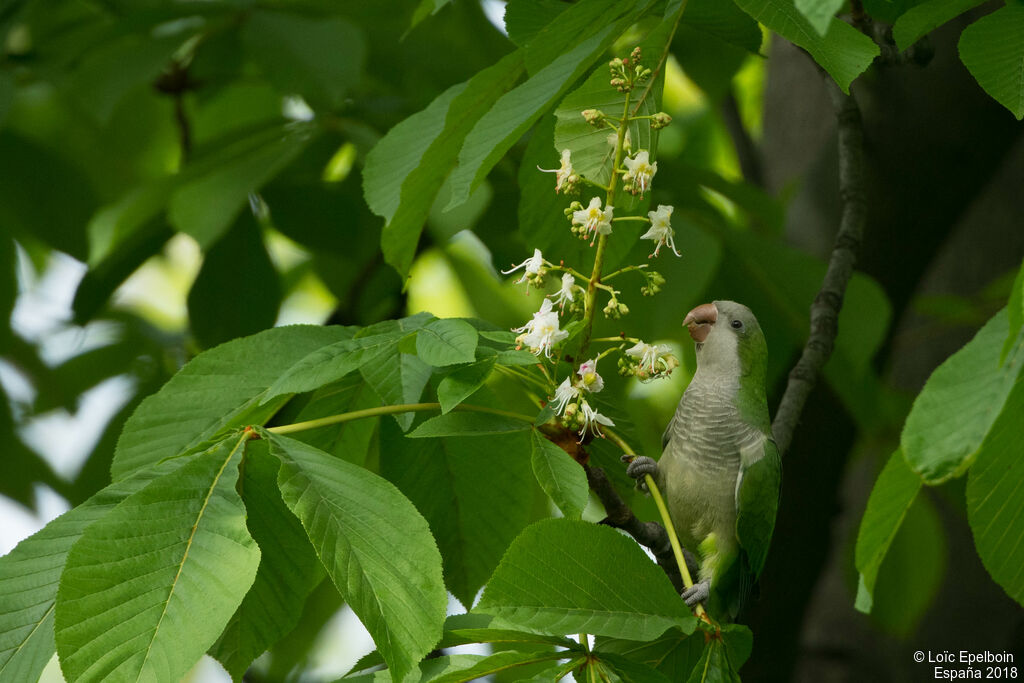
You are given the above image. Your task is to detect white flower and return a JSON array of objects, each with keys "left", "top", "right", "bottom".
[
  {"left": 513, "top": 299, "right": 569, "bottom": 357},
  {"left": 641, "top": 205, "right": 680, "bottom": 258},
  {"left": 576, "top": 358, "right": 604, "bottom": 393},
  {"left": 537, "top": 149, "right": 577, "bottom": 193},
  {"left": 578, "top": 399, "right": 614, "bottom": 441},
  {"left": 571, "top": 197, "right": 614, "bottom": 242},
  {"left": 551, "top": 377, "right": 579, "bottom": 415},
  {"left": 548, "top": 273, "right": 575, "bottom": 310},
  {"left": 502, "top": 248, "right": 545, "bottom": 284},
  {"left": 626, "top": 340, "right": 674, "bottom": 374},
  {"left": 623, "top": 150, "right": 657, "bottom": 196}
]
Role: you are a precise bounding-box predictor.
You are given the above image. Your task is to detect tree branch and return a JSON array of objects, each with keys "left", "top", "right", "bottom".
[
  {"left": 771, "top": 78, "right": 867, "bottom": 455},
  {"left": 583, "top": 463, "right": 687, "bottom": 591}
]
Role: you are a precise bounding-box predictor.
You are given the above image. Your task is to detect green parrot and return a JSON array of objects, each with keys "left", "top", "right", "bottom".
[{"left": 627, "top": 300, "right": 781, "bottom": 619}]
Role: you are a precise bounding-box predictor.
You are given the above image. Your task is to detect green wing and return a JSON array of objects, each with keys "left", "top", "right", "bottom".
[{"left": 735, "top": 436, "right": 782, "bottom": 579}]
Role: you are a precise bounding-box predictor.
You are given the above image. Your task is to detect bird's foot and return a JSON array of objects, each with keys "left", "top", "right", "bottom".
[
  {"left": 622, "top": 455, "right": 658, "bottom": 492},
  {"left": 681, "top": 580, "right": 710, "bottom": 609}
]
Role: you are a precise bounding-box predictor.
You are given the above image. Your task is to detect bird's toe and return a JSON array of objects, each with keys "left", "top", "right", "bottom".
[{"left": 681, "top": 580, "right": 710, "bottom": 608}]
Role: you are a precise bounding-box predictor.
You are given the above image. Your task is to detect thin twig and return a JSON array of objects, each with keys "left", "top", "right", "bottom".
[{"left": 771, "top": 77, "right": 867, "bottom": 455}]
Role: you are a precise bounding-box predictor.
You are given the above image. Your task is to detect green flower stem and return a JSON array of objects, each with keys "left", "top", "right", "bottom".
[
  {"left": 594, "top": 346, "right": 620, "bottom": 363},
  {"left": 601, "top": 264, "right": 649, "bottom": 282},
  {"left": 547, "top": 264, "right": 592, "bottom": 283},
  {"left": 590, "top": 335, "right": 641, "bottom": 344},
  {"left": 265, "top": 402, "right": 537, "bottom": 435},
  {"left": 605, "top": 428, "right": 708, "bottom": 620},
  {"left": 579, "top": 90, "right": 632, "bottom": 357},
  {"left": 610, "top": 216, "right": 651, "bottom": 222}
]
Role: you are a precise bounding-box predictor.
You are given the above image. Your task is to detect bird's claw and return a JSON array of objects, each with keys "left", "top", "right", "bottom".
[
  {"left": 623, "top": 455, "right": 658, "bottom": 493},
  {"left": 681, "top": 580, "right": 710, "bottom": 609}
]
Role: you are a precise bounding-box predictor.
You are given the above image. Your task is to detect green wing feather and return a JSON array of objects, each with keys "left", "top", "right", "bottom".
[{"left": 735, "top": 437, "right": 782, "bottom": 579}]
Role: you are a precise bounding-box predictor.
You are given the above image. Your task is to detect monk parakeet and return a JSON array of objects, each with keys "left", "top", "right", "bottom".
[{"left": 627, "top": 300, "right": 781, "bottom": 619}]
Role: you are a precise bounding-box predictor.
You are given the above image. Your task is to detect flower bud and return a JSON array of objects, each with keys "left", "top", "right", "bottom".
[
  {"left": 582, "top": 109, "right": 606, "bottom": 127},
  {"left": 651, "top": 112, "right": 672, "bottom": 130}
]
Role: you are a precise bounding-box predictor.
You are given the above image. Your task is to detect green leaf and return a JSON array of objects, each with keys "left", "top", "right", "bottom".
[
  {"left": 112, "top": 325, "right": 350, "bottom": 481},
  {"left": 187, "top": 210, "right": 282, "bottom": 349},
  {"left": 893, "top": 0, "right": 987, "bottom": 51},
  {"left": 959, "top": 2, "right": 1024, "bottom": 120},
  {"left": 407, "top": 411, "right": 531, "bottom": 438},
  {"left": 242, "top": 10, "right": 365, "bottom": 110},
  {"left": 530, "top": 429, "right": 588, "bottom": 519},
  {"left": 684, "top": 639, "right": 740, "bottom": 683},
  {"left": 901, "top": 308, "right": 1024, "bottom": 484},
  {"left": 1001, "top": 259, "right": 1024, "bottom": 364},
  {"left": 55, "top": 437, "right": 260, "bottom": 683},
  {"left": 264, "top": 331, "right": 404, "bottom": 400},
  {"left": 440, "top": 613, "right": 578, "bottom": 649},
  {"left": 732, "top": 0, "right": 879, "bottom": 93},
  {"left": 168, "top": 124, "right": 316, "bottom": 248},
  {"left": 519, "top": 0, "right": 636, "bottom": 76},
  {"left": 0, "top": 458, "right": 196, "bottom": 683},
  {"left": 0, "top": 132, "right": 96, "bottom": 260},
  {"left": 65, "top": 31, "right": 188, "bottom": 122},
  {"left": 267, "top": 432, "right": 447, "bottom": 683},
  {"left": 438, "top": 357, "right": 496, "bottom": 412},
  {"left": 476, "top": 519, "right": 697, "bottom": 639},
  {"left": 343, "top": 654, "right": 503, "bottom": 682},
  {"left": 427, "top": 649, "right": 566, "bottom": 683},
  {"left": 280, "top": 373, "right": 380, "bottom": 466},
  {"left": 854, "top": 450, "right": 923, "bottom": 614},
  {"left": 380, "top": 424, "right": 537, "bottom": 608},
  {"left": 597, "top": 630, "right": 704, "bottom": 681},
  {"left": 504, "top": 0, "right": 569, "bottom": 47},
  {"left": 409, "top": 0, "right": 455, "bottom": 33},
  {"left": 682, "top": 0, "right": 763, "bottom": 53},
  {"left": 868, "top": 493, "right": 946, "bottom": 636},
  {"left": 363, "top": 51, "right": 525, "bottom": 277},
  {"left": 967, "top": 378, "right": 1024, "bottom": 606},
  {"left": 446, "top": 3, "right": 651, "bottom": 210},
  {"left": 794, "top": 0, "right": 843, "bottom": 36},
  {"left": 361, "top": 350, "right": 433, "bottom": 431},
  {"left": 415, "top": 318, "right": 479, "bottom": 366},
  {"left": 209, "top": 442, "right": 324, "bottom": 681}
]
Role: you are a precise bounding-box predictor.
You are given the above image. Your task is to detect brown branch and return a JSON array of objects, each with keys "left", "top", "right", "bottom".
[
  {"left": 584, "top": 464, "right": 688, "bottom": 591},
  {"left": 772, "top": 78, "right": 867, "bottom": 455}
]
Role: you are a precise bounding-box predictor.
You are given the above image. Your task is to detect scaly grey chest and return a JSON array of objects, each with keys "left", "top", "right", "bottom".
[{"left": 659, "top": 376, "right": 754, "bottom": 546}]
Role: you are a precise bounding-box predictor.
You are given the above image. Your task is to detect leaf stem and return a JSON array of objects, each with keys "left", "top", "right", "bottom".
[{"left": 266, "top": 402, "right": 537, "bottom": 435}]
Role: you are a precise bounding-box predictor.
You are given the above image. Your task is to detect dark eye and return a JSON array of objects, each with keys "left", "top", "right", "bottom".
[{"left": 730, "top": 319, "right": 743, "bottom": 330}]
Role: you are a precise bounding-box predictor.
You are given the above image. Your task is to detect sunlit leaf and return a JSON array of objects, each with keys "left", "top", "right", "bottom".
[
  {"left": 112, "top": 325, "right": 350, "bottom": 480},
  {"left": 893, "top": 0, "right": 987, "bottom": 51},
  {"left": 733, "top": 0, "right": 879, "bottom": 93},
  {"left": 901, "top": 308, "right": 1023, "bottom": 483},
  {"left": 476, "top": 519, "right": 697, "bottom": 639},
  {"left": 55, "top": 438, "right": 260, "bottom": 683},
  {"left": 268, "top": 432, "right": 447, "bottom": 683}
]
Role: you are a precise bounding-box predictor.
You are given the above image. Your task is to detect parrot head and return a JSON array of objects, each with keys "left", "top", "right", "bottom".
[{"left": 682, "top": 300, "right": 768, "bottom": 382}]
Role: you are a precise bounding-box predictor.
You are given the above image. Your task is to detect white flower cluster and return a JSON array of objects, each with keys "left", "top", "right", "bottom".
[{"left": 551, "top": 359, "right": 614, "bottom": 441}]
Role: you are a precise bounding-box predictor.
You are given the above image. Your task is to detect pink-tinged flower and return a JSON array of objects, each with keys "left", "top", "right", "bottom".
[
  {"left": 513, "top": 299, "right": 569, "bottom": 358},
  {"left": 623, "top": 150, "right": 657, "bottom": 196},
  {"left": 576, "top": 358, "right": 605, "bottom": 393},
  {"left": 571, "top": 197, "right": 614, "bottom": 244},
  {"left": 502, "top": 248, "right": 545, "bottom": 284},
  {"left": 641, "top": 205, "right": 680, "bottom": 258}
]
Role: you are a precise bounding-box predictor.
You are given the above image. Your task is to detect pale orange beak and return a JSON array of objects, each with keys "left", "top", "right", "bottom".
[{"left": 682, "top": 302, "right": 718, "bottom": 343}]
